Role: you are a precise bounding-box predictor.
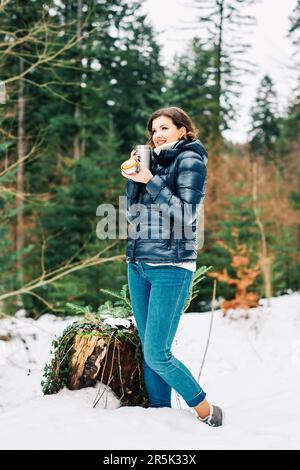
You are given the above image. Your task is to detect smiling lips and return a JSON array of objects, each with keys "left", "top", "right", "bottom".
[{"left": 157, "top": 140, "right": 166, "bottom": 144}]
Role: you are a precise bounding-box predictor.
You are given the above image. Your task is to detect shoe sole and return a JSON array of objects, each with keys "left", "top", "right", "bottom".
[{"left": 221, "top": 408, "right": 226, "bottom": 426}]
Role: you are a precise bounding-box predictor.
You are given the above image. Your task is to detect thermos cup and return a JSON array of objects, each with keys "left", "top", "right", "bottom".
[
  {"left": 120, "top": 144, "right": 151, "bottom": 175},
  {"left": 135, "top": 144, "right": 151, "bottom": 170}
]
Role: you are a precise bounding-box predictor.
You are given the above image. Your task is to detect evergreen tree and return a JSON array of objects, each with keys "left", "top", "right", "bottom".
[
  {"left": 289, "top": 0, "right": 300, "bottom": 59},
  {"left": 276, "top": 1, "right": 300, "bottom": 154},
  {"left": 197, "top": 194, "right": 261, "bottom": 310},
  {"left": 164, "top": 37, "right": 218, "bottom": 145},
  {"left": 249, "top": 75, "right": 280, "bottom": 161},
  {"left": 0, "top": 0, "right": 167, "bottom": 314},
  {"left": 272, "top": 226, "right": 300, "bottom": 294},
  {"left": 0, "top": 0, "right": 69, "bottom": 291},
  {"left": 184, "top": 0, "right": 257, "bottom": 144},
  {"left": 285, "top": 0, "right": 300, "bottom": 141}
]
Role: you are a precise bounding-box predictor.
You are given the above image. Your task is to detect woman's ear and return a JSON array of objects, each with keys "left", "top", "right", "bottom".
[{"left": 179, "top": 127, "right": 187, "bottom": 139}]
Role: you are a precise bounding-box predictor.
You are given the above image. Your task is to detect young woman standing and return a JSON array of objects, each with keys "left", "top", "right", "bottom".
[{"left": 121, "top": 107, "right": 223, "bottom": 427}]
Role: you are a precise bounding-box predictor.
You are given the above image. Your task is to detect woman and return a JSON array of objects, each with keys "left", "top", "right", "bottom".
[{"left": 121, "top": 107, "right": 223, "bottom": 427}]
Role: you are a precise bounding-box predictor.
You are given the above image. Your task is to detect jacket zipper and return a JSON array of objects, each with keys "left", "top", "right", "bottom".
[{"left": 131, "top": 189, "right": 143, "bottom": 262}]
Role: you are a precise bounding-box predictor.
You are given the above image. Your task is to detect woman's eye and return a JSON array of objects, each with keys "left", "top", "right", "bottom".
[{"left": 152, "top": 128, "right": 167, "bottom": 133}]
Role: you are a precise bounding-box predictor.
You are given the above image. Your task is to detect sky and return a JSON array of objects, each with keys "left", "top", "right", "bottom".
[{"left": 140, "top": 0, "right": 298, "bottom": 143}]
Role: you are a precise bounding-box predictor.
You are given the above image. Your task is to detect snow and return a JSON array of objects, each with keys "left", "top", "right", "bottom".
[{"left": 0, "top": 293, "right": 300, "bottom": 450}]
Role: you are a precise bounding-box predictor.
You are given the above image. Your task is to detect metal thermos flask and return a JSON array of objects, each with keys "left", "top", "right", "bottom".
[{"left": 135, "top": 145, "right": 151, "bottom": 170}]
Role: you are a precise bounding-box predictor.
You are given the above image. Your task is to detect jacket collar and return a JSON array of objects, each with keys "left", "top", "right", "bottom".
[
  {"left": 151, "top": 138, "right": 207, "bottom": 167},
  {"left": 151, "top": 139, "right": 191, "bottom": 167},
  {"left": 153, "top": 139, "right": 180, "bottom": 155}
]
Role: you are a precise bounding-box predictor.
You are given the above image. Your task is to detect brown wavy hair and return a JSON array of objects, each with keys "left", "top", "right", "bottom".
[{"left": 146, "top": 106, "right": 199, "bottom": 148}]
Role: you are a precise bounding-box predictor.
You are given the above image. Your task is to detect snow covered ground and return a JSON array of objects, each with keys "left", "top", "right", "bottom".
[{"left": 0, "top": 292, "right": 299, "bottom": 450}]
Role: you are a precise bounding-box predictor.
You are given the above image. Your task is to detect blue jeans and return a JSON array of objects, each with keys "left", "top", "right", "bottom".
[{"left": 127, "top": 261, "right": 207, "bottom": 408}]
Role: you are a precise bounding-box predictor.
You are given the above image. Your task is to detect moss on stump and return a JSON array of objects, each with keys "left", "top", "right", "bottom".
[{"left": 42, "top": 320, "right": 150, "bottom": 408}]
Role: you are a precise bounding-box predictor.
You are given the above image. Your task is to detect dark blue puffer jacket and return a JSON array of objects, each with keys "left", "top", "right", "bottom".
[{"left": 125, "top": 137, "right": 208, "bottom": 263}]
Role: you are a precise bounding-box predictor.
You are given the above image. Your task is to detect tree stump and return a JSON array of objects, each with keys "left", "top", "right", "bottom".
[{"left": 42, "top": 320, "right": 150, "bottom": 408}]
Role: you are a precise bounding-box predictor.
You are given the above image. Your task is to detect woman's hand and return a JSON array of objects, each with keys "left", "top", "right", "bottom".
[{"left": 121, "top": 149, "right": 154, "bottom": 184}]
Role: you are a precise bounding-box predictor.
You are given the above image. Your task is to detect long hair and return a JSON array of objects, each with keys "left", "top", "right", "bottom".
[{"left": 146, "top": 106, "right": 199, "bottom": 148}]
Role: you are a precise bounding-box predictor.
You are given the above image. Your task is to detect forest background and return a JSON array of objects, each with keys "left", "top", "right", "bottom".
[{"left": 0, "top": 0, "right": 299, "bottom": 317}]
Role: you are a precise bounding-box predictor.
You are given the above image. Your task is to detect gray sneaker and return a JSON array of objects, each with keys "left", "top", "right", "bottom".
[{"left": 197, "top": 404, "right": 223, "bottom": 427}]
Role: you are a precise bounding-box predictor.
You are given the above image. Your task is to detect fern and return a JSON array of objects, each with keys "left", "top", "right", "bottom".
[
  {"left": 99, "top": 288, "right": 124, "bottom": 301},
  {"left": 66, "top": 267, "right": 212, "bottom": 323},
  {"left": 183, "top": 265, "right": 213, "bottom": 313},
  {"left": 65, "top": 303, "right": 94, "bottom": 316},
  {"left": 100, "top": 284, "right": 131, "bottom": 311}
]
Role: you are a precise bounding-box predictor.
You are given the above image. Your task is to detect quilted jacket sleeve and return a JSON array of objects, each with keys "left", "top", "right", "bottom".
[
  {"left": 145, "top": 151, "right": 207, "bottom": 226},
  {"left": 125, "top": 179, "right": 143, "bottom": 223}
]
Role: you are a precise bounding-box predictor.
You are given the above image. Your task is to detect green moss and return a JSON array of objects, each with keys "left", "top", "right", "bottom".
[{"left": 41, "top": 318, "right": 142, "bottom": 397}]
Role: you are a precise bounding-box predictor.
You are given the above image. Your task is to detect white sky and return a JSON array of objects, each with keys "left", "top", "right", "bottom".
[{"left": 141, "top": 0, "right": 298, "bottom": 143}]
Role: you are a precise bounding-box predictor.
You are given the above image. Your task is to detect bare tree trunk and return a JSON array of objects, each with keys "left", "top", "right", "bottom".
[
  {"left": 208, "top": 0, "right": 225, "bottom": 204},
  {"left": 56, "top": 145, "right": 63, "bottom": 175},
  {"left": 74, "top": 102, "right": 81, "bottom": 160},
  {"left": 73, "top": 0, "right": 82, "bottom": 161},
  {"left": 216, "top": 0, "right": 224, "bottom": 141},
  {"left": 251, "top": 157, "right": 273, "bottom": 305},
  {"left": 16, "top": 56, "right": 25, "bottom": 288}
]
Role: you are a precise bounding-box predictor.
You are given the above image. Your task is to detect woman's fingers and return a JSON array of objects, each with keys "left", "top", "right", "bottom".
[{"left": 130, "top": 149, "right": 138, "bottom": 161}]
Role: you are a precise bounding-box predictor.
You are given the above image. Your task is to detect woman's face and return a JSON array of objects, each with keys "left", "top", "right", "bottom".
[{"left": 151, "top": 116, "right": 186, "bottom": 147}]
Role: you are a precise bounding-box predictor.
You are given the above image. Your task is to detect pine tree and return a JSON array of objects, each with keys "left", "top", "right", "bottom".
[
  {"left": 272, "top": 226, "right": 300, "bottom": 294},
  {"left": 0, "top": 0, "right": 167, "bottom": 314},
  {"left": 164, "top": 37, "right": 218, "bottom": 145},
  {"left": 0, "top": 0, "right": 71, "bottom": 292},
  {"left": 285, "top": 0, "right": 300, "bottom": 141},
  {"left": 289, "top": 0, "right": 300, "bottom": 58},
  {"left": 249, "top": 75, "right": 280, "bottom": 161},
  {"left": 183, "top": 0, "right": 257, "bottom": 145}
]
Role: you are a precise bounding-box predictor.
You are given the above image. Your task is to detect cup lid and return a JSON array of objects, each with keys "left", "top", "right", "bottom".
[{"left": 121, "top": 159, "right": 138, "bottom": 170}]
